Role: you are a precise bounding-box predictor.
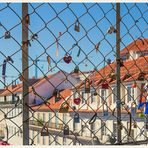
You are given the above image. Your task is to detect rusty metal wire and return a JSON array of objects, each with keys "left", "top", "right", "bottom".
[{"left": 0, "top": 2, "right": 148, "bottom": 146}]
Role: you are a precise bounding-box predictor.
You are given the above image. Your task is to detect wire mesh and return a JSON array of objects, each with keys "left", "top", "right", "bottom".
[{"left": 0, "top": 2, "right": 148, "bottom": 146}]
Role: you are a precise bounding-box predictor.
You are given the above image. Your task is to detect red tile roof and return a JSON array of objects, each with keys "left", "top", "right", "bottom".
[
  {"left": 31, "top": 89, "right": 72, "bottom": 111},
  {"left": 120, "top": 38, "right": 148, "bottom": 56},
  {"left": 77, "top": 56, "right": 148, "bottom": 89}
]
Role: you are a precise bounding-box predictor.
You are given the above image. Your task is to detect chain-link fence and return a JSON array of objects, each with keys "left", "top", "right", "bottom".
[{"left": 0, "top": 2, "right": 148, "bottom": 145}]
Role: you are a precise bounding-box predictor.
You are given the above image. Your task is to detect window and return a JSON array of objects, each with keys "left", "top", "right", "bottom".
[
  {"left": 81, "top": 92, "right": 85, "bottom": 104},
  {"left": 37, "top": 132, "right": 40, "bottom": 144},
  {"left": 55, "top": 112, "right": 59, "bottom": 128},
  {"left": 4, "top": 96, "right": 6, "bottom": 102},
  {"left": 113, "top": 122, "right": 117, "bottom": 136},
  {"left": 100, "top": 89, "right": 107, "bottom": 103},
  {"left": 90, "top": 91, "right": 95, "bottom": 103},
  {"left": 63, "top": 137, "right": 66, "bottom": 145},
  {"left": 14, "top": 127, "right": 16, "bottom": 135},
  {"left": 101, "top": 122, "right": 106, "bottom": 135},
  {"left": 63, "top": 113, "right": 67, "bottom": 124},
  {"left": 48, "top": 113, "right": 51, "bottom": 124},
  {"left": 49, "top": 135, "right": 51, "bottom": 145},
  {"left": 43, "top": 136, "right": 45, "bottom": 145},
  {"left": 32, "top": 130, "right": 34, "bottom": 139},
  {"left": 43, "top": 113, "right": 45, "bottom": 122},
  {"left": 112, "top": 87, "right": 117, "bottom": 103},
  {"left": 126, "top": 85, "right": 134, "bottom": 102}
]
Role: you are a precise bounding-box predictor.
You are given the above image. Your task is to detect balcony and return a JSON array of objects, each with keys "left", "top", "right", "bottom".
[
  {"left": 29, "top": 120, "right": 63, "bottom": 130},
  {"left": 0, "top": 101, "right": 16, "bottom": 105}
]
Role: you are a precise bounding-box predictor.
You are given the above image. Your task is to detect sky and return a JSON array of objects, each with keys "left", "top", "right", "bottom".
[{"left": 0, "top": 3, "right": 147, "bottom": 88}]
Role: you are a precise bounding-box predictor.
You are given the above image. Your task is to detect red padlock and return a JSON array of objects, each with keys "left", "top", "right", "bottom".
[
  {"left": 63, "top": 55, "right": 72, "bottom": 64},
  {"left": 74, "top": 98, "right": 81, "bottom": 105},
  {"left": 132, "top": 82, "right": 137, "bottom": 88},
  {"left": 101, "top": 82, "right": 109, "bottom": 89}
]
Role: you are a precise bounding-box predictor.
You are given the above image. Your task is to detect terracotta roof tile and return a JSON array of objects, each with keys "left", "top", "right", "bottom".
[
  {"left": 120, "top": 38, "right": 148, "bottom": 56},
  {"left": 31, "top": 89, "right": 72, "bottom": 111}
]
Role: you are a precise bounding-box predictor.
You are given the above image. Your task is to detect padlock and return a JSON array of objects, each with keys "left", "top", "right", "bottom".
[
  {"left": 85, "top": 87, "right": 90, "bottom": 93},
  {"left": 138, "top": 72, "right": 145, "bottom": 81},
  {"left": 91, "top": 136, "right": 101, "bottom": 145},
  {"left": 139, "top": 112, "right": 145, "bottom": 118},
  {"left": 146, "top": 122, "right": 148, "bottom": 129},
  {"left": 53, "top": 89, "right": 58, "bottom": 96},
  {"left": 63, "top": 54, "right": 72, "bottom": 64},
  {"left": 32, "top": 98, "right": 36, "bottom": 104},
  {"left": 107, "top": 59, "right": 111, "bottom": 65},
  {"left": 63, "top": 125, "right": 69, "bottom": 135},
  {"left": 18, "top": 74, "right": 24, "bottom": 81},
  {"left": 74, "top": 66, "right": 79, "bottom": 73},
  {"left": 55, "top": 91, "right": 61, "bottom": 103},
  {"left": 74, "top": 98, "right": 81, "bottom": 105},
  {"left": 109, "top": 72, "right": 116, "bottom": 79},
  {"left": 102, "top": 82, "right": 109, "bottom": 89},
  {"left": 41, "top": 124, "right": 49, "bottom": 136},
  {"left": 74, "top": 113, "right": 80, "bottom": 123},
  {"left": 93, "top": 91, "right": 97, "bottom": 96},
  {"left": 132, "top": 82, "right": 137, "bottom": 88},
  {"left": 133, "top": 122, "right": 137, "bottom": 128},
  {"left": 74, "top": 20, "right": 80, "bottom": 32},
  {"left": 55, "top": 96, "right": 61, "bottom": 103},
  {"left": 120, "top": 58, "right": 124, "bottom": 67},
  {"left": 59, "top": 102, "right": 69, "bottom": 113},
  {"left": 85, "top": 79, "right": 90, "bottom": 93},
  {"left": 103, "top": 110, "right": 108, "bottom": 116},
  {"left": 95, "top": 42, "right": 100, "bottom": 52},
  {"left": 5, "top": 31, "right": 11, "bottom": 39}
]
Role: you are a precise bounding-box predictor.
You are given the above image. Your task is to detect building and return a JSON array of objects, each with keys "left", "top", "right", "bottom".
[
  {"left": 29, "top": 38, "right": 148, "bottom": 145},
  {"left": 0, "top": 70, "right": 81, "bottom": 145}
]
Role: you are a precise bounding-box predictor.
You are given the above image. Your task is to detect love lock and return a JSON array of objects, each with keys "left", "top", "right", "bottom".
[
  {"left": 93, "top": 91, "right": 97, "bottom": 96},
  {"left": 85, "top": 79, "right": 90, "bottom": 93},
  {"left": 103, "top": 110, "right": 108, "bottom": 116},
  {"left": 59, "top": 102, "right": 69, "bottom": 113},
  {"left": 101, "top": 82, "right": 109, "bottom": 89},
  {"left": 41, "top": 124, "right": 49, "bottom": 136},
  {"left": 74, "top": 113, "right": 80, "bottom": 123},
  {"left": 74, "top": 19, "right": 80, "bottom": 32},
  {"left": 132, "top": 82, "right": 137, "bottom": 88},
  {"left": 63, "top": 54, "right": 72, "bottom": 64},
  {"left": 107, "top": 26, "right": 117, "bottom": 34},
  {"left": 91, "top": 136, "right": 101, "bottom": 145},
  {"left": 133, "top": 122, "right": 137, "bottom": 128},
  {"left": 53, "top": 89, "right": 58, "bottom": 96},
  {"left": 120, "top": 58, "right": 124, "bottom": 67},
  {"left": 74, "top": 98, "right": 81, "bottom": 105},
  {"left": 63, "top": 125, "right": 69, "bottom": 135},
  {"left": 55, "top": 95, "right": 61, "bottom": 103},
  {"left": 5, "top": 31, "right": 11, "bottom": 39},
  {"left": 74, "top": 66, "right": 79, "bottom": 73}
]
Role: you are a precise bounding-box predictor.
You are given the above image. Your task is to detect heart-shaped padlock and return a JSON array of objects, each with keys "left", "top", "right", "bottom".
[
  {"left": 102, "top": 82, "right": 109, "bottom": 89},
  {"left": 63, "top": 55, "right": 72, "bottom": 64},
  {"left": 74, "top": 98, "right": 81, "bottom": 105}
]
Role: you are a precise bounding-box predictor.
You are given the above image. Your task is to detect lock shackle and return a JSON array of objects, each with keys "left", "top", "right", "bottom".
[
  {"left": 74, "top": 113, "right": 79, "bottom": 117},
  {"left": 64, "top": 124, "right": 69, "bottom": 129},
  {"left": 60, "top": 102, "right": 68, "bottom": 108},
  {"left": 75, "top": 19, "right": 80, "bottom": 26}
]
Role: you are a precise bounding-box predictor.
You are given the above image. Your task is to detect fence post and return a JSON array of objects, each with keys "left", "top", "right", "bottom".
[
  {"left": 22, "top": 3, "right": 29, "bottom": 145},
  {"left": 116, "top": 3, "right": 122, "bottom": 144}
]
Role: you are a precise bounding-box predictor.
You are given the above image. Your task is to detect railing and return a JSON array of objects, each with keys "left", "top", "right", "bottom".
[
  {"left": 29, "top": 120, "right": 63, "bottom": 130},
  {"left": 0, "top": 101, "right": 16, "bottom": 104}
]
